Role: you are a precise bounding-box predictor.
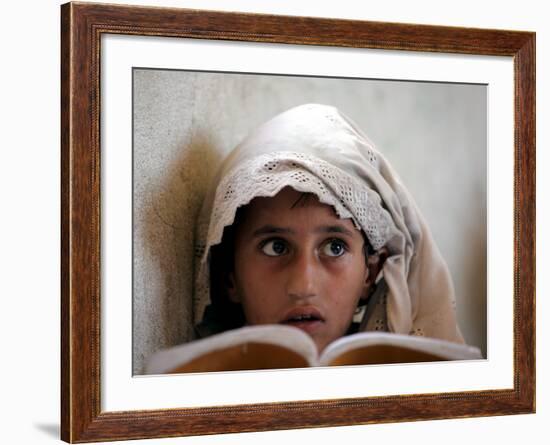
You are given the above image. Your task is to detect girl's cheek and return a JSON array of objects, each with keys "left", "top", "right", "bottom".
[{"left": 322, "top": 257, "right": 353, "bottom": 273}]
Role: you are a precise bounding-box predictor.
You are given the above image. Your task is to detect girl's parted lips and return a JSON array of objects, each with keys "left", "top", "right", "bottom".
[{"left": 280, "top": 306, "right": 325, "bottom": 324}]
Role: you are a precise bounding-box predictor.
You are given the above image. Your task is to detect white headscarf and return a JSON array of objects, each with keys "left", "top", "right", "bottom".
[{"left": 194, "top": 104, "right": 464, "bottom": 343}]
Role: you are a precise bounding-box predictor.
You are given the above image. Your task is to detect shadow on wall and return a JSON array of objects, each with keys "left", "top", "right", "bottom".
[
  {"left": 137, "top": 132, "right": 222, "bottom": 373},
  {"left": 463, "top": 221, "right": 487, "bottom": 358}
]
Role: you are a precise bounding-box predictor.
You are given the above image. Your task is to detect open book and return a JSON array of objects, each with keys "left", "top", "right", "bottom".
[{"left": 145, "top": 325, "right": 482, "bottom": 374}]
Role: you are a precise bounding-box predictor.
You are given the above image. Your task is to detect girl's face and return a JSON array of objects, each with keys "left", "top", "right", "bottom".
[{"left": 227, "top": 187, "right": 378, "bottom": 352}]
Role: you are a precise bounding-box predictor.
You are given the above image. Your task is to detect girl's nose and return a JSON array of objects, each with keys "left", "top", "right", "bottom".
[{"left": 285, "top": 252, "right": 318, "bottom": 301}]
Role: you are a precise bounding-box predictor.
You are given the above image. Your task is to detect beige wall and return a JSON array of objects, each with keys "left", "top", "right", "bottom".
[{"left": 133, "top": 69, "right": 487, "bottom": 374}]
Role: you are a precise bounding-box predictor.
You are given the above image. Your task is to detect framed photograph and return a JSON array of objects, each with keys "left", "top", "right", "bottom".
[{"left": 61, "top": 1, "right": 535, "bottom": 442}]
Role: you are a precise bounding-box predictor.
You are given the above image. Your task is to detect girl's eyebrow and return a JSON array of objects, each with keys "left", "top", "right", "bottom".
[
  {"left": 251, "top": 224, "right": 355, "bottom": 237},
  {"left": 315, "top": 225, "right": 355, "bottom": 237},
  {"left": 252, "top": 225, "right": 294, "bottom": 237}
]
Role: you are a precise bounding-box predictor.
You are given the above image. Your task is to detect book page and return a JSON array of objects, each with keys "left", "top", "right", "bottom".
[
  {"left": 319, "top": 333, "right": 483, "bottom": 367},
  {"left": 145, "top": 324, "right": 319, "bottom": 374}
]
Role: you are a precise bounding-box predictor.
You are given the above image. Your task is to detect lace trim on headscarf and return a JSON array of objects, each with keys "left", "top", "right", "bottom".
[{"left": 196, "top": 151, "right": 395, "bottom": 263}]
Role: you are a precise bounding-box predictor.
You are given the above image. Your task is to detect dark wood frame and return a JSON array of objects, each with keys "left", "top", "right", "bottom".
[{"left": 61, "top": 1, "right": 536, "bottom": 442}]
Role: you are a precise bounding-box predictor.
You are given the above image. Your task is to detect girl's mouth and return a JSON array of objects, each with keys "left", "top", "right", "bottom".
[{"left": 280, "top": 308, "right": 325, "bottom": 334}]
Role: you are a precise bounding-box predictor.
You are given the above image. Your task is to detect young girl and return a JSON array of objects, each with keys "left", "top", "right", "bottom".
[{"left": 193, "top": 103, "right": 464, "bottom": 352}]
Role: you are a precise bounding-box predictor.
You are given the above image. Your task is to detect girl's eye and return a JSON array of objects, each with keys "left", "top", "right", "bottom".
[
  {"left": 261, "top": 239, "right": 288, "bottom": 257},
  {"left": 322, "top": 239, "right": 347, "bottom": 257}
]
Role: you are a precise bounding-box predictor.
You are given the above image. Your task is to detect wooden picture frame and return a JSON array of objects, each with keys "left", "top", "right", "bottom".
[{"left": 61, "top": 1, "right": 535, "bottom": 442}]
